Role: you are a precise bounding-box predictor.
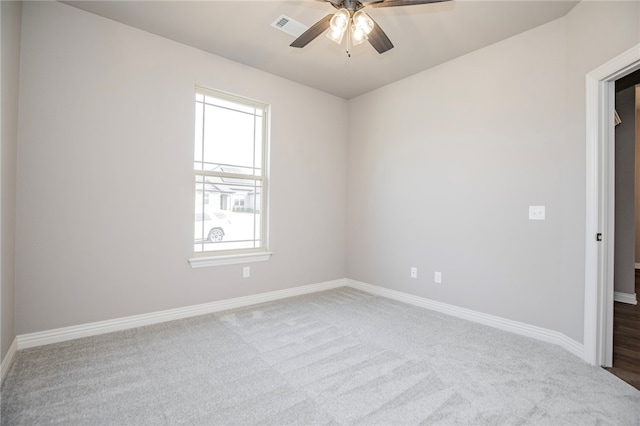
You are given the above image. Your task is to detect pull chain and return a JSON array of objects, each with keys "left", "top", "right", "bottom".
[{"left": 346, "top": 23, "right": 352, "bottom": 58}]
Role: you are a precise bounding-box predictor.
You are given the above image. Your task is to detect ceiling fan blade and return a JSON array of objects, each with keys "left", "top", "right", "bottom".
[
  {"left": 371, "top": 0, "right": 451, "bottom": 7},
  {"left": 290, "top": 14, "right": 333, "bottom": 48},
  {"left": 367, "top": 17, "right": 394, "bottom": 54}
]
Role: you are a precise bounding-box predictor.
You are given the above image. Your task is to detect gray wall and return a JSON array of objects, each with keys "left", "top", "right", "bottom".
[
  {"left": 8, "top": 1, "right": 640, "bottom": 347},
  {"left": 348, "top": 1, "right": 640, "bottom": 343},
  {"left": 1, "top": 1, "right": 22, "bottom": 363},
  {"left": 15, "top": 2, "right": 348, "bottom": 334},
  {"left": 614, "top": 86, "right": 636, "bottom": 295}
]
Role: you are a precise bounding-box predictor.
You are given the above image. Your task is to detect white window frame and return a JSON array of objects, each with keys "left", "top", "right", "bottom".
[{"left": 189, "top": 87, "right": 272, "bottom": 268}]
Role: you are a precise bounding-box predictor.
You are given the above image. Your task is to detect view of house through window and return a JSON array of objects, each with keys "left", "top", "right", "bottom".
[{"left": 194, "top": 88, "right": 268, "bottom": 255}]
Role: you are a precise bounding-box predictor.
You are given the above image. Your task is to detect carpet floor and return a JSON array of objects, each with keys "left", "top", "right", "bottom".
[{"left": 2, "top": 287, "right": 639, "bottom": 425}]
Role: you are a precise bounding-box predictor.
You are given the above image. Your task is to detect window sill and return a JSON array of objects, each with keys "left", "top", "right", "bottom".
[{"left": 188, "top": 252, "right": 273, "bottom": 268}]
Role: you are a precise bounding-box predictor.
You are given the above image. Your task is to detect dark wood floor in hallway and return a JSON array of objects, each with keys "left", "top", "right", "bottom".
[{"left": 606, "top": 269, "right": 640, "bottom": 390}]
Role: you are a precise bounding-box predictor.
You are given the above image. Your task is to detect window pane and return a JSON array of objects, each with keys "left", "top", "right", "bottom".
[
  {"left": 193, "top": 174, "right": 263, "bottom": 253},
  {"left": 254, "top": 117, "right": 263, "bottom": 174},
  {"left": 194, "top": 180, "right": 206, "bottom": 252},
  {"left": 194, "top": 102, "right": 203, "bottom": 164},
  {"left": 203, "top": 95, "right": 256, "bottom": 115},
  {"left": 194, "top": 88, "right": 267, "bottom": 256},
  {"left": 203, "top": 104, "right": 256, "bottom": 171}
]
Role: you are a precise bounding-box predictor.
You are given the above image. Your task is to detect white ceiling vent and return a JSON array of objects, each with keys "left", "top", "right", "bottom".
[{"left": 271, "top": 15, "right": 308, "bottom": 38}]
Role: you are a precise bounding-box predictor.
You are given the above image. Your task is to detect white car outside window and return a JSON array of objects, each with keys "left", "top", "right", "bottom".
[{"left": 194, "top": 212, "right": 229, "bottom": 242}]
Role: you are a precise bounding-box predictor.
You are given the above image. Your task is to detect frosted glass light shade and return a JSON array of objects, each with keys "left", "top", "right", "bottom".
[
  {"left": 351, "top": 25, "right": 367, "bottom": 45},
  {"left": 326, "top": 26, "right": 345, "bottom": 44},
  {"left": 330, "top": 9, "right": 349, "bottom": 32},
  {"left": 353, "top": 10, "right": 374, "bottom": 36},
  {"left": 327, "top": 8, "right": 349, "bottom": 45}
]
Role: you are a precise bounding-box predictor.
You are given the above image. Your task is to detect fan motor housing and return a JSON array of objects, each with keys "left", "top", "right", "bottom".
[{"left": 344, "top": 0, "right": 361, "bottom": 11}]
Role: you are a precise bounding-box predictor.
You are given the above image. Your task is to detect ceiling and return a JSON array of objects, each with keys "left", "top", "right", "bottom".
[{"left": 63, "top": 0, "right": 579, "bottom": 99}]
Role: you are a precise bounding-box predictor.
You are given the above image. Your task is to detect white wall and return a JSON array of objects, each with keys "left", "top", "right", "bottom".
[
  {"left": 15, "top": 2, "right": 348, "bottom": 334},
  {"left": 1, "top": 0, "right": 22, "bottom": 362},
  {"left": 347, "top": 1, "right": 640, "bottom": 343}
]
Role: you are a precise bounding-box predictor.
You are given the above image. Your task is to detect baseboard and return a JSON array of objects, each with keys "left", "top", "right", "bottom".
[
  {"left": 635, "top": 263, "right": 640, "bottom": 269},
  {"left": 614, "top": 291, "right": 638, "bottom": 305},
  {"left": 1, "top": 338, "right": 18, "bottom": 384},
  {"left": 12, "top": 277, "right": 586, "bottom": 362},
  {"left": 346, "top": 279, "right": 584, "bottom": 360},
  {"left": 17, "top": 278, "right": 347, "bottom": 350}
]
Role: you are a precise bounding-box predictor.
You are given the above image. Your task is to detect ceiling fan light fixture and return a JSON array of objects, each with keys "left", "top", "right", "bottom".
[
  {"left": 329, "top": 8, "right": 350, "bottom": 33},
  {"left": 352, "top": 10, "right": 374, "bottom": 36},
  {"left": 350, "top": 10, "right": 374, "bottom": 46},
  {"left": 350, "top": 24, "right": 368, "bottom": 45},
  {"left": 326, "top": 26, "right": 346, "bottom": 44},
  {"left": 326, "top": 8, "right": 349, "bottom": 44},
  {"left": 291, "top": 0, "right": 451, "bottom": 55}
]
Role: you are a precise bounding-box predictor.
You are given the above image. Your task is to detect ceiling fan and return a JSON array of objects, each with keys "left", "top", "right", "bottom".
[{"left": 290, "top": 0, "right": 451, "bottom": 56}]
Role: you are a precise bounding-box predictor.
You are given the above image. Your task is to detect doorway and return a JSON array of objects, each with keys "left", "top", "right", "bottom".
[
  {"left": 584, "top": 44, "right": 640, "bottom": 367},
  {"left": 606, "top": 71, "right": 640, "bottom": 389}
]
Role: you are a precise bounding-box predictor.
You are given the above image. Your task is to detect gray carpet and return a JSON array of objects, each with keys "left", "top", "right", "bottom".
[{"left": 2, "top": 287, "right": 639, "bottom": 425}]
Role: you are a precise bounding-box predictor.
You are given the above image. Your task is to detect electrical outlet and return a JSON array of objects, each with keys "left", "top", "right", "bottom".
[
  {"left": 529, "top": 206, "right": 545, "bottom": 220},
  {"left": 434, "top": 271, "right": 442, "bottom": 284},
  {"left": 410, "top": 267, "right": 417, "bottom": 279},
  {"left": 243, "top": 266, "right": 250, "bottom": 278}
]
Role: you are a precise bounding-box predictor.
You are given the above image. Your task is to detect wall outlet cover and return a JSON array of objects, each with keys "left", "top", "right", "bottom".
[{"left": 529, "top": 206, "right": 545, "bottom": 220}]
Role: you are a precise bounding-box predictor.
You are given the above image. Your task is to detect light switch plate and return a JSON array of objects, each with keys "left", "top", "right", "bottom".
[{"left": 529, "top": 206, "right": 545, "bottom": 220}]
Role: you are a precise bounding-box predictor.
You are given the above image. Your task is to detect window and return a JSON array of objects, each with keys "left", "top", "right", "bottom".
[{"left": 190, "top": 87, "right": 270, "bottom": 267}]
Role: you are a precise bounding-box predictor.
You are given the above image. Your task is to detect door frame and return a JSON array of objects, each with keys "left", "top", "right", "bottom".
[{"left": 584, "top": 44, "right": 640, "bottom": 366}]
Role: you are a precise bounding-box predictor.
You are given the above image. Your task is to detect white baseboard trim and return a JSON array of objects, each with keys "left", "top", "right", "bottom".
[
  {"left": 17, "top": 278, "right": 346, "bottom": 350},
  {"left": 12, "top": 278, "right": 586, "bottom": 362},
  {"left": 346, "top": 279, "right": 584, "bottom": 360},
  {"left": 614, "top": 291, "right": 638, "bottom": 305},
  {"left": 1, "top": 338, "right": 18, "bottom": 384}
]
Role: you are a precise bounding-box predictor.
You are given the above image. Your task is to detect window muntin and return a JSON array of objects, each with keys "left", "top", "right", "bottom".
[{"left": 193, "top": 88, "right": 268, "bottom": 256}]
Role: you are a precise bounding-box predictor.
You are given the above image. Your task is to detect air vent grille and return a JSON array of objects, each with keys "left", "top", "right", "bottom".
[
  {"left": 271, "top": 15, "right": 308, "bottom": 38},
  {"left": 275, "top": 16, "right": 289, "bottom": 28}
]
